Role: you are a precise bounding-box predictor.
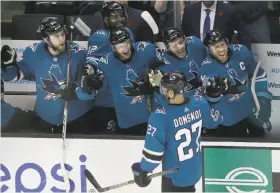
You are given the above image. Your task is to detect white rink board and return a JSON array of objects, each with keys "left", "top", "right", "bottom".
[{"left": 0, "top": 138, "right": 203, "bottom": 193}]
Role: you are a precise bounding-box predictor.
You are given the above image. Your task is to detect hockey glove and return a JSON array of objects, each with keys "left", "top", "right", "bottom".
[
  {"left": 203, "top": 76, "right": 227, "bottom": 102},
  {"left": 1, "top": 45, "right": 17, "bottom": 68},
  {"left": 59, "top": 82, "right": 78, "bottom": 101},
  {"left": 122, "top": 77, "right": 154, "bottom": 97},
  {"left": 148, "top": 70, "right": 163, "bottom": 87},
  {"left": 81, "top": 68, "right": 104, "bottom": 93},
  {"left": 131, "top": 162, "right": 151, "bottom": 188}
]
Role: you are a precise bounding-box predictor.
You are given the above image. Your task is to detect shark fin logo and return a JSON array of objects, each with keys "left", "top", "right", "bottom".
[
  {"left": 205, "top": 167, "right": 268, "bottom": 193},
  {"left": 40, "top": 71, "right": 64, "bottom": 100},
  {"left": 137, "top": 42, "right": 148, "bottom": 51},
  {"left": 121, "top": 68, "right": 144, "bottom": 104}
]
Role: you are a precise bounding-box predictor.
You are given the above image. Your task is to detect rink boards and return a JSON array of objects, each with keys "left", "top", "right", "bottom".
[{"left": 0, "top": 138, "right": 280, "bottom": 193}]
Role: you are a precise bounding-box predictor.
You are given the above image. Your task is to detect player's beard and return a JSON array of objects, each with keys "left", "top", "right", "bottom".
[
  {"left": 215, "top": 49, "right": 228, "bottom": 63},
  {"left": 175, "top": 48, "right": 186, "bottom": 59},
  {"left": 52, "top": 43, "right": 66, "bottom": 53},
  {"left": 119, "top": 49, "right": 132, "bottom": 61}
]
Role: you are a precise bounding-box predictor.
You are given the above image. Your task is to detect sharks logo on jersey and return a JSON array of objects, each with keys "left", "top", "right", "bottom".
[
  {"left": 226, "top": 65, "right": 248, "bottom": 86},
  {"left": 99, "top": 54, "right": 109, "bottom": 64},
  {"left": 185, "top": 36, "right": 193, "bottom": 44},
  {"left": 121, "top": 68, "right": 144, "bottom": 104},
  {"left": 201, "top": 58, "right": 212, "bottom": 65},
  {"left": 40, "top": 71, "right": 64, "bottom": 100},
  {"left": 156, "top": 106, "right": 166, "bottom": 114},
  {"left": 137, "top": 42, "right": 148, "bottom": 51},
  {"left": 233, "top": 44, "right": 242, "bottom": 51},
  {"left": 71, "top": 44, "right": 86, "bottom": 53},
  {"left": 30, "top": 43, "right": 39, "bottom": 52},
  {"left": 95, "top": 30, "right": 107, "bottom": 35}
]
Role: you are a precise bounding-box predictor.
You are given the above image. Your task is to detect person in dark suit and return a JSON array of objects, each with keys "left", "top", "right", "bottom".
[{"left": 181, "top": 1, "right": 238, "bottom": 42}]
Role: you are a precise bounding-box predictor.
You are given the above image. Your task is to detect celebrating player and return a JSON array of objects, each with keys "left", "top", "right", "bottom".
[
  {"left": 85, "top": 1, "right": 135, "bottom": 131},
  {"left": 148, "top": 27, "right": 206, "bottom": 106},
  {"left": 1, "top": 18, "right": 96, "bottom": 134},
  {"left": 199, "top": 29, "right": 272, "bottom": 137},
  {"left": 131, "top": 71, "right": 220, "bottom": 192},
  {"left": 82, "top": 27, "right": 162, "bottom": 134}
]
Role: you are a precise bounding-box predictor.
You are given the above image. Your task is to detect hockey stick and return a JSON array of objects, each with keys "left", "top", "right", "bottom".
[
  {"left": 60, "top": 22, "right": 75, "bottom": 192},
  {"left": 141, "top": 11, "right": 161, "bottom": 113},
  {"left": 251, "top": 60, "right": 261, "bottom": 118},
  {"left": 85, "top": 167, "right": 178, "bottom": 192}
]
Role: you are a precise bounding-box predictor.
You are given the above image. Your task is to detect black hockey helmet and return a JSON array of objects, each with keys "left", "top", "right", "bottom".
[
  {"left": 101, "top": 1, "right": 127, "bottom": 29},
  {"left": 163, "top": 27, "right": 185, "bottom": 45},
  {"left": 38, "top": 17, "right": 67, "bottom": 39},
  {"left": 203, "top": 29, "right": 228, "bottom": 47},
  {"left": 109, "top": 27, "right": 131, "bottom": 45},
  {"left": 160, "top": 71, "right": 192, "bottom": 97}
]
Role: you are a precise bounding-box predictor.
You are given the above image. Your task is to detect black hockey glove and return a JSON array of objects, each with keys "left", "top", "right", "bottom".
[
  {"left": 203, "top": 76, "right": 227, "bottom": 101},
  {"left": 1, "top": 45, "right": 17, "bottom": 68},
  {"left": 122, "top": 77, "right": 154, "bottom": 97},
  {"left": 81, "top": 66, "right": 104, "bottom": 93},
  {"left": 131, "top": 162, "right": 151, "bottom": 188},
  {"left": 59, "top": 82, "right": 78, "bottom": 101}
]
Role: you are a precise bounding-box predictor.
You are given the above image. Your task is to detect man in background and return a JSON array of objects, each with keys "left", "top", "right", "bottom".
[{"left": 181, "top": 1, "right": 238, "bottom": 42}]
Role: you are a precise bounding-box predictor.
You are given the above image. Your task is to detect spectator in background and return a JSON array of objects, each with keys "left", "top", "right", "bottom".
[
  {"left": 181, "top": 1, "right": 238, "bottom": 42},
  {"left": 232, "top": 1, "right": 271, "bottom": 50}
]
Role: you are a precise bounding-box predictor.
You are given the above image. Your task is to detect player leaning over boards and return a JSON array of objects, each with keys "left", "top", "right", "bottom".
[
  {"left": 148, "top": 27, "right": 205, "bottom": 107},
  {"left": 131, "top": 71, "right": 221, "bottom": 192},
  {"left": 198, "top": 29, "right": 273, "bottom": 137},
  {"left": 81, "top": 27, "right": 164, "bottom": 135},
  {"left": 1, "top": 18, "right": 96, "bottom": 134}
]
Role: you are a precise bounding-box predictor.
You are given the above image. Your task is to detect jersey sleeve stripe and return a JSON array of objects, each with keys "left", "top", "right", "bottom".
[
  {"left": 142, "top": 155, "right": 161, "bottom": 164},
  {"left": 143, "top": 149, "right": 163, "bottom": 162},
  {"left": 143, "top": 147, "right": 164, "bottom": 156}
]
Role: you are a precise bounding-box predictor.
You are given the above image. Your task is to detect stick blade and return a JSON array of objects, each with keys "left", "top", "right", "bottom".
[{"left": 84, "top": 169, "right": 102, "bottom": 190}]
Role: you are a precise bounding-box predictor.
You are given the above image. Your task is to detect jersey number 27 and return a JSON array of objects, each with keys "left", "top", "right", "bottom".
[{"left": 175, "top": 120, "right": 202, "bottom": 162}]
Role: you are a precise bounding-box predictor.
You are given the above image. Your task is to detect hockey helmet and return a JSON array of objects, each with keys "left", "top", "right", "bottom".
[
  {"left": 109, "top": 27, "right": 131, "bottom": 45},
  {"left": 38, "top": 18, "right": 67, "bottom": 39},
  {"left": 159, "top": 71, "right": 192, "bottom": 97},
  {"left": 203, "top": 29, "right": 228, "bottom": 47},
  {"left": 163, "top": 27, "right": 185, "bottom": 45},
  {"left": 101, "top": 1, "right": 127, "bottom": 29}
]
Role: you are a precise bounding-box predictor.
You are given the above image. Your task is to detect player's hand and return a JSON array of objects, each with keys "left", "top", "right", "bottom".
[
  {"left": 59, "top": 82, "right": 78, "bottom": 101},
  {"left": 203, "top": 76, "right": 227, "bottom": 99},
  {"left": 81, "top": 68, "right": 104, "bottom": 93},
  {"left": 122, "top": 77, "right": 153, "bottom": 97},
  {"left": 148, "top": 70, "right": 163, "bottom": 87},
  {"left": 131, "top": 162, "right": 151, "bottom": 188},
  {"left": 1, "top": 45, "right": 17, "bottom": 67}
]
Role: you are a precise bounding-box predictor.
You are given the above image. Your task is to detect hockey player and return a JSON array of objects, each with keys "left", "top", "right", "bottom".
[
  {"left": 85, "top": 1, "right": 135, "bottom": 131},
  {"left": 199, "top": 29, "right": 272, "bottom": 137},
  {"left": 131, "top": 71, "right": 220, "bottom": 192},
  {"left": 1, "top": 18, "right": 97, "bottom": 134},
  {"left": 148, "top": 27, "right": 205, "bottom": 106},
  {"left": 82, "top": 27, "right": 162, "bottom": 134},
  {"left": 1, "top": 79, "right": 38, "bottom": 133}
]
